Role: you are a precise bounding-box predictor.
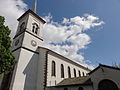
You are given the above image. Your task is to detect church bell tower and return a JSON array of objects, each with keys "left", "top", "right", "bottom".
[
  {"left": 10, "top": 0, "right": 46, "bottom": 90},
  {"left": 12, "top": 9, "right": 46, "bottom": 52},
  {"left": 12, "top": 0, "right": 46, "bottom": 52}
]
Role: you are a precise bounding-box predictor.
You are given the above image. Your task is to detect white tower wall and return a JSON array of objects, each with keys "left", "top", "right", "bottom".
[{"left": 10, "top": 10, "right": 46, "bottom": 90}]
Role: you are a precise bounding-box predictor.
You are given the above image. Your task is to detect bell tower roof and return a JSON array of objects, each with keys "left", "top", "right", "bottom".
[{"left": 17, "top": 9, "right": 46, "bottom": 24}]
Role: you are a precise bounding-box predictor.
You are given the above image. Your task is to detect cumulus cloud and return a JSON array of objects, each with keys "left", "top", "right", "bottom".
[
  {"left": 0, "top": 0, "right": 27, "bottom": 37},
  {"left": 0, "top": 0, "right": 104, "bottom": 69},
  {"left": 43, "top": 14, "right": 104, "bottom": 69}
]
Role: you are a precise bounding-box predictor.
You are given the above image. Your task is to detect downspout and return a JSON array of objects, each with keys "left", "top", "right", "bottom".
[{"left": 43, "top": 50, "right": 49, "bottom": 90}]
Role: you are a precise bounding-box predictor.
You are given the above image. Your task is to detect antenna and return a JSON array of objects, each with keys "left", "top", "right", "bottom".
[{"left": 32, "top": 0, "right": 37, "bottom": 13}]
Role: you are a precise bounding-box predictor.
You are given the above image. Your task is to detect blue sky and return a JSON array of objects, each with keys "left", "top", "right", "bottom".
[
  {"left": 0, "top": 0, "right": 120, "bottom": 68},
  {"left": 24, "top": 0, "right": 120, "bottom": 66}
]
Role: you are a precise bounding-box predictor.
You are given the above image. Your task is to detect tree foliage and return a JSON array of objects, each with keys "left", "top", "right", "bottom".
[{"left": 0, "top": 16, "right": 15, "bottom": 75}]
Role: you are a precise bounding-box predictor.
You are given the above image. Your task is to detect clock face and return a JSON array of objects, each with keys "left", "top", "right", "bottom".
[
  {"left": 31, "top": 40, "right": 37, "bottom": 47},
  {"left": 15, "top": 39, "right": 19, "bottom": 46}
]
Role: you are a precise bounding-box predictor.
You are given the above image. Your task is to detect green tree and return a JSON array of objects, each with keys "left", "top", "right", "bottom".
[{"left": 0, "top": 16, "right": 15, "bottom": 75}]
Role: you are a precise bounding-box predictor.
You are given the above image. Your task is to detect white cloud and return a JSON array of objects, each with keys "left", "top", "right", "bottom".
[
  {"left": 0, "top": 0, "right": 104, "bottom": 69},
  {"left": 62, "top": 18, "right": 70, "bottom": 24},
  {"left": 0, "top": 0, "right": 27, "bottom": 37},
  {"left": 43, "top": 14, "right": 104, "bottom": 69}
]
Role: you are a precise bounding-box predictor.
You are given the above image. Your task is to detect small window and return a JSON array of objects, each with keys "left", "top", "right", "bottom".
[
  {"left": 68, "top": 66, "right": 71, "bottom": 78},
  {"left": 64, "top": 87, "right": 68, "bottom": 90},
  {"left": 20, "top": 22, "right": 25, "bottom": 32},
  {"left": 32, "top": 23, "right": 39, "bottom": 34},
  {"left": 74, "top": 68, "right": 76, "bottom": 77},
  {"left": 51, "top": 61, "right": 56, "bottom": 76},
  {"left": 61, "top": 64, "right": 64, "bottom": 78},
  {"left": 78, "top": 87, "right": 84, "bottom": 90},
  {"left": 78, "top": 70, "right": 81, "bottom": 77},
  {"left": 35, "top": 27, "right": 38, "bottom": 34},
  {"left": 82, "top": 72, "right": 85, "bottom": 76},
  {"left": 32, "top": 25, "right": 35, "bottom": 32}
]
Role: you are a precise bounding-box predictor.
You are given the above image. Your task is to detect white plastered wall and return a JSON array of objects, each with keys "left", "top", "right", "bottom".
[
  {"left": 22, "top": 32, "right": 43, "bottom": 51},
  {"left": 26, "top": 13, "right": 44, "bottom": 39},
  {"left": 10, "top": 10, "right": 45, "bottom": 90},
  {"left": 46, "top": 52, "right": 90, "bottom": 86},
  {"left": 10, "top": 48, "right": 39, "bottom": 90}
]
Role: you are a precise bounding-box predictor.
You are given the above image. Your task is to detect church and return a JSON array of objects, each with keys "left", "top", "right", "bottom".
[
  {"left": 10, "top": 9, "right": 91, "bottom": 90},
  {"left": 1, "top": 0, "right": 120, "bottom": 90}
]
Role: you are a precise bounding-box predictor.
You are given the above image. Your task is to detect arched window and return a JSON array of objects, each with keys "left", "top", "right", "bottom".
[
  {"left": 82, "top": 72, "right": 85, "bottom": 76},
  {"left": 78, "top": 87, "right": 84, "bottom": 90},
  {"left": 64, "top": 87, "right": 68, "bottom": 90},
  {"left": 78, "top": 70, "right": 81, "bottom": 77},
  {"left": 20, "top": 22, "right": 25, "bottom": 32},
  {"left": 32, "top": 25, "right": 35, "bottom": 32},
  {"left": 74, "top": 68, "right": 76, "bottom": 77},
  {"left": 51, "top": 61, "right": 56, "bottom": 76},
  {"left": 32, "top": 23, "right": 39, "bottom": 34},
  {"left": 61, "top": 64, "right": 64, "bottom": 78},
  {"left": 68, "top": 66, "right": 71, "bottom": 78},
  {"left": 98, "top": 79, "right": 119, "bottom": 90}
]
